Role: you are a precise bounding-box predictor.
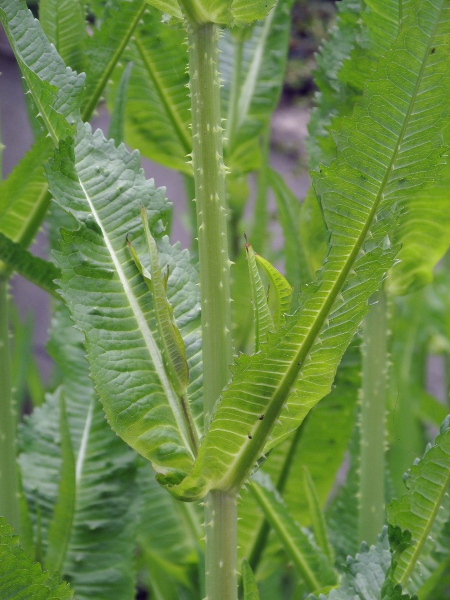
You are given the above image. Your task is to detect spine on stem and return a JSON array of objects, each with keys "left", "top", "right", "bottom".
[
  {"left": 0, "top": 277, "right": 19, "bottom": 532},
  {"left": 358, "top": 289, "right": 389, "bottom": 545},
  {"left": 186, "top": 21, "right": 236, "bottom": 600}
]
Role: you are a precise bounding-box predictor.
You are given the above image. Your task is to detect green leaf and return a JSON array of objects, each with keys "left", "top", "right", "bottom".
[
  {"left": 302, "top": 467, "right": 334, "bottom": 565},
  {"left": 242, "top": 559, "right": 260, "bottom": 600},
  {"left": 254, "top": 252, "right": 292, "bottom": 330},
  {"left": 168, "top": 0, "right": 450, "bottom": 500},
  {"left": 0, "top": 0, "right": 85, "bottom": 145},
  {"left": 20, "top": 304, "right": 140, "bottom": 599},
  {"left": 221, "top": 0, "right": 293, "bottom": 173},
  {"left": 245, "top": 242, "right": 274, "bottom": 351},
  {"left": 268, "top": 169, "right": 309, "bottom": 296},
  {"left": 0, "top": 517, "right": 73, "bottom": 600},
  {"left": 0, "top": 232, "right": 60, "bottom": 297},
  {"left": 82, "top": 0, "right": 147, "bottom": 122},
  {"left": 49, "top": 121, "right": 203, "bottom": 482},
  {"left": 44, "top": 394, "right": 76, "bottom": 575},
  {"left": 231, "top": 0, "right": 277, "bottom": 26},
  {"left": 298, "top": 187, "right": 327, "bottom": 280},
  {"left": 386, "top": 416, "right": 450, "bottom": 594},
  {"left": 108, "top": 9, "right": 191, "bottom": 173},
  {"left": 309, "top": 528, "right": 392, "bottom": 600},
  {"left": 143, "top": 0, "right": 182, "bottom": 19},
  {"left": 108, "top": 61, "right": 133, "bottom": 146},
  {"left": 39, "top": 0, "right": 86, "bottom": 73},
  {"left": 249, "top": 474, "right": 337, "bottom": 592}
]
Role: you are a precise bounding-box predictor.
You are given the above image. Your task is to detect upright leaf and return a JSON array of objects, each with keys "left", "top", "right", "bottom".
[
  {"left": 242, "top": 559, "right": 260, "bottom": 600},
  {"left": 169, "top": 0, "right": 450, "bottom": 500},
  {"left": 40, "top": 0, "right": 86, "bottom": 73},
  {"left": 245, "top": 242, "right": 274, "bottom": 351},
  {"left": 49, "top": 121, "right": 203, "bottom": 482},
  {"left": 20, "top": 305, "right": 140, "bottom": 599},
  {"left": 108, "top": 62, "right": 133, "bottom": 146}
]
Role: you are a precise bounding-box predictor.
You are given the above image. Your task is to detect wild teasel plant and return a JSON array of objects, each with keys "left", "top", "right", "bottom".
[{"left": 0, "top": 0, "right": 450, "bottom": 599}]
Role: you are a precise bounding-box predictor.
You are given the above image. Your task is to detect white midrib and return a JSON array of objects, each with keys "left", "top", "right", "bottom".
[
  {"left": 76, "top": 398, "right": 94, "bottom": 483},
  {"left": 78, "top": 178, "right": 195, "bottom": 460}
]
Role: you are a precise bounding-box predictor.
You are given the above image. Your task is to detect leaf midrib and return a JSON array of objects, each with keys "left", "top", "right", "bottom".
[
  {"left": 219, "top": 1, "right": 442, "bottom": 491},
  {"left": 77, "top": 177, "right": 196, "bottom": 460}
]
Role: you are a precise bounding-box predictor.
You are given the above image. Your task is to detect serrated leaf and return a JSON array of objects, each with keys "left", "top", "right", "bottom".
[
  {"left": 386, "top": 417, "right": 450, "bottom": 594},
  {"left": 249, "top": 474, "right": 337, "bottom": 592},
  {"left": 245, "top": 242, "right": 274, "bottom": 351},
  {"left": 0, "top": 232, "right": 60, "bottom": 297},
  {"left": 308, "top": 529, "right": 392, "bottom": 600},
  {"left": 0, "top": 0, "right": 85, "bottom": 145},
  {"left": 242, "top": 559, "right": 260, "bottom": 600},
  {"left": 49, "top": 121, "right": 202, "bottom": 482},
  {"left": 254, "top": 252, "right": 292, "bottom": 330},
  {"left": 168, "top": 0, "right": 450, "bottom": 500},
  {"left": 0, "top": 518, "right": 74, "bottom": 600},
  {"left": 40, "top": 0, "right": 86, "bottom": 73},
  {"left": 20, "top": 304, "right": 140, "bottom": 599}
]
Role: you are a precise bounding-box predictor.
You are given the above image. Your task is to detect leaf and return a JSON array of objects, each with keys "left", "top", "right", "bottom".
[
  {"left": 39, "top": 0, "right": 86, "bottom": 73},
  {"left": 168, "top": 0, "right": 450, "bottom": 500},
  {"left": 308, "top": 528, "right": 392, "bottom": 600},
  {"left": 108, "top": 61, "right": 133, "bottom": 146},
  {"left": 0, "top": 233, "right": 60, "bottom": 297},
  {"left": 268, "top": 168, "right": 309, "bottom": 296},
  {"left": 298, "top": 187, "right": 327, "bottom": 280},
  {"left": 254, "top": 252, "right": 292, "bottom": 330},
  {"left": 0, "top": 517, "right": 73, "bottom": 600},
  {"left": 249, "top": 473, "right": 337, "bottom": 592},
  {"left": 49, "top": 121, "right": 203, "bottom": 482},
  {"left": 44, "top": 394, "right": 76, "bottom": 575},
  {"left": 0, "top": 0, "right": 85, "bottom": 145},
  {"left": 302, "top": 467, "right": 334, "bottom": 565},
  {"left": 231, "top": 0, "right": 277, "bottom": 26},
  {"left": 242, "top": 559, "right": 260, "bottom": 600},
  {"left": 177, "top": 0, "right": 276, "bottom": 25},
  {"left": 20, "top": 304, "right": 140, "bottom": 599},
  {"left": 107, "top": 8, "right": 191, "bottom": 173},
  {"left": 245, "top": 242, "right": 274, "bottom": 351},
  {"left": 221, "top": 0, "right": 293, "bottom": 173},
  {"left": 143, "top": 0, "right": 182, "bottom": 20},
  {"left": 386, "top": 416, "right": 450, "bottom": 594},
  {"left": 82, "top": 0, "right": 147, "bottom": 122}
]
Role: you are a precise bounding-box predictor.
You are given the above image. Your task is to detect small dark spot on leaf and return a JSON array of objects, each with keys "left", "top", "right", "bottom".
[
  {"left": 259, "top": 415, "right": 264, "bottom": 420},
  {"left": 431, "top": 47, "right": 436, "bottom": 54},
  {"left": 248, "top": 434, "right": 252, "bottom": 439}
]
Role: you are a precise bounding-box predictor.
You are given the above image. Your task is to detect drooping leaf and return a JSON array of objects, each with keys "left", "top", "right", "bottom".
[
  {"left": 20, "top": 304, "right": 140, "bottom": 599},
  {"left": 242, "top": 559, "right": 260, "bottom": 600},
  {"left": 39, "top": 0, "right": 86, "bottom": 73},
  {"left": 249, "top": 474, "right": 337, "bottom": 593},
  {"left": 0, "top": 0, "right": 85, "bottom": 145},
  {"left": 0, "top": 517, "right": 73, "bottom": 600},
  {"left": 0, "top": 233, "right": 60, "bottom": 297},
  {"left": 108, "top": 61, "right": 133, "bottom": 146},
  {"left": 49, "top": 121, "right": 203, "bottom": 482},
  {"left": 245, "top": 242, "right": 274, "bottom": 351},
  {"left": 386, "top": 417, "right": 450, "bottom": 594},
  {"left": 169, "top": 0, "right": 450, "bottom": 500}
]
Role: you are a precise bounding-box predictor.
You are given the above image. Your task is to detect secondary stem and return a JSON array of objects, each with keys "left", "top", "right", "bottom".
[
  {"left": 0, "top": 277, "right": 20, "bottom": 531},
  {"left": 187, "top": 22, "right": 236, "bottom": 600},
  {"left": 358, "top": 289, "right": 389, "bottom": 545}
]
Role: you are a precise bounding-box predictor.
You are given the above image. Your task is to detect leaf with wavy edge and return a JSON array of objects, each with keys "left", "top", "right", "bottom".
[
  {"left": 49, "top": 121, "right": 202, "bottom": 482},
  {"left": 165, "top": 0, "right": 450, "bottom": 500},
  {"left": 387, "top": 416, "right": 450, "bottom": 594},
  {"left": 19, "top": 303, "right": 139, "bottom": 599},
  {"left": 0, "top": 518, "right": 73, "bottom": 600},
  {"left": 0, "top": 0, "right": 84, "bottom": 145}
]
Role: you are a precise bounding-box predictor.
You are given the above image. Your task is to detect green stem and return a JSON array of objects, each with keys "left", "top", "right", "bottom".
[
  {"left": 0, "top": 278, "right": 19, "bottom": 531},
  {"left": 358, "top": 289, "right": 389, "bottom": 545},
  {"left": 187, "top": 23, "right": 236, "bottom": 600}
]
